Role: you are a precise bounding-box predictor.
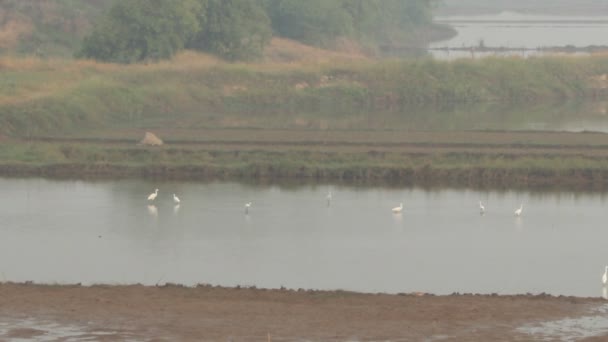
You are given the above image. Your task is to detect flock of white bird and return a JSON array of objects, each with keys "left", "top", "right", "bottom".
[
  {"left": 147, "top": 187, "right": 608, "bottom": 287},
  {"left": 147, "top": 188, "right": 181, "bottom": 204},
  {"left": 147, "top": 188, "right": 252, "bottom": 214},
  {"left": 146, "top": 188, "right": 528, "bottom": 218},
  {"left": 477, "top": 200, "right": 523, "bottom": 217}
]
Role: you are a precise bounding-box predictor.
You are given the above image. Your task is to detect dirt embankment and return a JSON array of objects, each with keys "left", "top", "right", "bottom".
[
  {"left": 0, "top": 283, "right": 605, "bottom": 341},
  {"left": 2, "top": 162, "right": 608, "bottom": 191},
  {"left": 4, "top": 130, "right": 608, "bottom": 190}
]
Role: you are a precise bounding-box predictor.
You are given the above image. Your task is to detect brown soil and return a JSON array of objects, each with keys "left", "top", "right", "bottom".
[{"left": 0, "top": 283, "right": 605, "bottom": 341}]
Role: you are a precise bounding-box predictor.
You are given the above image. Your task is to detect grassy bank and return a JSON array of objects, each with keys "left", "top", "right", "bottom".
[
  {"left": 2, "top": 53, "right": 608, "bottom": 137},
  {"left": 4, "top": 131, "right": 608, "bottom": 189},
  {"left": 3, "top": 53, "right": 608, "bottom": 189}
]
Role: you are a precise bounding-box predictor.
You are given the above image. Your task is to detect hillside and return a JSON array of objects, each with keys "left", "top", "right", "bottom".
[
  {"left": 0, "top": 0, "right": 110, "bottom": 57},
  {"left": 0, "top": 0, "right": 452, "bottom": 61}
]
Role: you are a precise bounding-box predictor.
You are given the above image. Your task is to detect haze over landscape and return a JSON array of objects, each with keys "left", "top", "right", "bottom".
[{"left": 3, "top": 1, "right": 608, "bottom": 341}]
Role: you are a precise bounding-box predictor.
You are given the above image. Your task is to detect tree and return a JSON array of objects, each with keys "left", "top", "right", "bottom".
[
  {"left": 263, "top": 0, "right": 353, "bottom": 47},
  {"left": 77, "top": 0, "right": 202, "bottom": 63},
  {"left": 188, "top": 0, "right": 271, "bottom": 61},
  {"left": 340, "top": 0, "right": 383, "bottom": 39},
  {"left": 262, "top": 0, "right": 437, "bottom": 48}
]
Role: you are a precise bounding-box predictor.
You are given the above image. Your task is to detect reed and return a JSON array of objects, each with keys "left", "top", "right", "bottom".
[
  {"left": 1, "top": 54, "right": 608, "bottom": 137},
  {"left": 2, "top": 141, "right": 608, "bottom": 189}
]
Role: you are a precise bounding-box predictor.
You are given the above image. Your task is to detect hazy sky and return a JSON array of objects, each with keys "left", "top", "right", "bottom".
[{"left": 438, "top": 0, "right": 608, "bottom": 15}]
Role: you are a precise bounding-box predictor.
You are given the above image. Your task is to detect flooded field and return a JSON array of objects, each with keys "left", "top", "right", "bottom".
[{"left": 2, "top": 177, "right": 608, "bottom": 297}]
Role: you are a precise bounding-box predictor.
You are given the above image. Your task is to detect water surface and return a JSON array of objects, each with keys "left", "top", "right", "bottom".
[
  {"left": 1, "top": 178, "right": 608, "bottom": 297},
  {"left": 431, "top": 11, "right": 608, "bottom": 59},
  {"left": 214, "top": 100, "right": 608, "bottom": 133}
]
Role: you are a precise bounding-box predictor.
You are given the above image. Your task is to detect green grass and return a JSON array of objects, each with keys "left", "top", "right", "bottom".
[
  {"left": 2, "top": 54, "right": 608, "bottom": 137},
  {"left": 3, "top": 141, "right": 608, "bottom": 189}
]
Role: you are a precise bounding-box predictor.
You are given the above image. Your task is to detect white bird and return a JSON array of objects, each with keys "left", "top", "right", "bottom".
[
  {"left": 326, "top": 191, "right": 332, "bottom": 205},
  {"left": 392, "top": 203, "right": 403, "bottom": 213},
  {"left": 603, "top": 266, "right": 608, "bottom": 286},
  {"left": 173, "top": 193, "right": 180, "bottom": 204},
  {"left": 514, "top": 203, "right": 523, "bottom": 216},
  {"left": 147, "top": 188, "right": 159, "bottom": 201},
  {"left": 479, "top": 200, "right": 485, "bottom": 214},
  {"left": 245, "top": 202, "right": 252, "bottom": 214}
]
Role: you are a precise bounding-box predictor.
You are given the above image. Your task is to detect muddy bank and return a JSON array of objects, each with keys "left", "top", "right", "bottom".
[
  {"left": 5, "top": 130, "right": 608, "bottom": 190},
  {"left": 2, "top": 162, "right": 608, "bottom": 191},
  {"left": 0, "top": 282, "right": 605, "bottom": 341}
]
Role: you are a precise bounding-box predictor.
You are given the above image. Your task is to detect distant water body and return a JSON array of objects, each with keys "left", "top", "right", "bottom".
[{"left": 431, "top": 11, "right": 608, "bottom": 59}]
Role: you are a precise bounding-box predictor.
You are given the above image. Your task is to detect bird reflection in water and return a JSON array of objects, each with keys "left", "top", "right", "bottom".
[{"left": 147, "top": 204, "right": 158, "bottom": 217}]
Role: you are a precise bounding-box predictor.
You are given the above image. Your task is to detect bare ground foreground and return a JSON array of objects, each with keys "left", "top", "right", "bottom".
[{"left": 0, "top": 283, "right": 607, "bottom": 341}]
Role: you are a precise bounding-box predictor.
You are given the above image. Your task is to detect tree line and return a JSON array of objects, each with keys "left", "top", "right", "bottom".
[{"left": 77, "top": 0, "right": 437, "bottom": 63}]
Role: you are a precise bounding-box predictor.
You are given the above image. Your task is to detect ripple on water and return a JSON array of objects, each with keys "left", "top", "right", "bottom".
[
  {"left": 517, "top": 304, "right": 608, "bottom": 341},
  {"left": 0, "top": 318, "right": 138, "bottom": 342}
]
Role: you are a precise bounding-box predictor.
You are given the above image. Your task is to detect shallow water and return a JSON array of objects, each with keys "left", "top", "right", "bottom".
[
  {"left": 517, "top": 304, "right": 608, "bottom": 341},
  {"left": 431, "top": 11, "right": 608, "bottom": 59},
  {"left": 0, "top": 318, "right": 138, "bottom": 342},
  {"left": 232, "top": 100, "right": 608, "bottom": 133},
  {"left": 2, "top": 177, "right": 608, "bottom": 297}
]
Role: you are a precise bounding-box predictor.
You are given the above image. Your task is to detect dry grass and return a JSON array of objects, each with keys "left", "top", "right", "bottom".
[
  {"left": 263, "top": 37, "right": 369, "bottom": 65},
  {"left": 151, "top": 50, "right": 225, "bottom": 70},
  {"left": 0, "top": 18, "right": 33, "bottom": 49},
  {"left": 2, "top": 47, "right": 608, "bottom": 139},
  {"left": 0, "top": 39, "right": 369, "bottom": 109}
]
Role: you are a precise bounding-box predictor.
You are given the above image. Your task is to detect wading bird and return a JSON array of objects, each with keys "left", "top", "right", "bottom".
[
  {"left": 147, "top": 189, "right": 159, "bottom": 201},
  {"left": 392, "top": 203, "right": 403, "bottom": 214},
  {"left": 514, "top": 203, "right": 523, "bottom": 217},
  {"left": 173, "top": 193, "right": 180, "bottom": 204},
  {"left": 327, "top": 191, "right": 332, "bottom": 205},
  {"left": 245, "top": 202, "right": 252, "bottom": 214},
  {"left": 479, "top": 201, "right": 485, "bottom": 214}
]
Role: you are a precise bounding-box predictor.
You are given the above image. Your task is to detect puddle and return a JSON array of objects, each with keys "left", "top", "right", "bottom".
[
  {"left": 517, "top": 304, "right": 608, "bottom": 341},
  {"left": 0, "top": 317, "right": 139, "bottom": 342}
]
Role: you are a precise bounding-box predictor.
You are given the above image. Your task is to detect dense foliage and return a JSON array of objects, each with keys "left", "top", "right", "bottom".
[
  {"left": 187, "top": 0, "right": 272, "bottom": 61},
  {"left": 77, "top": 0, "right": 438, "bottom": 62},
  {"left": 263, "top": 0, "right": 436, "bottom": 47},
  {"left": 77, "top": 0, "right": 201, "bottom": 63}
]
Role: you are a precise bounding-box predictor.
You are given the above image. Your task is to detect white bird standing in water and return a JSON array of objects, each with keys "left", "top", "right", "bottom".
[
  {"left": 147, "top": 188, "right": 159, "bottom": 201},
  {"left": 173, "top": 193, "right": 180, "bottom": 204},
  {"left": 603, "top": 266, "right": 608, "bottom": 286},
  {"left": 514, "top": 203, "right": 523, "bottom": 216},
  {"left": 326, "top": 191, "right": 332, "bottom": 205},
  {"left": 392, "top": 203, "right": 403, "bottom": 213},
  {"left": 245, "top": 202, "right": 252, "bottom": 214},
  {"left": 479, "top": 200, "right": 485, "bottom": 214}
]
